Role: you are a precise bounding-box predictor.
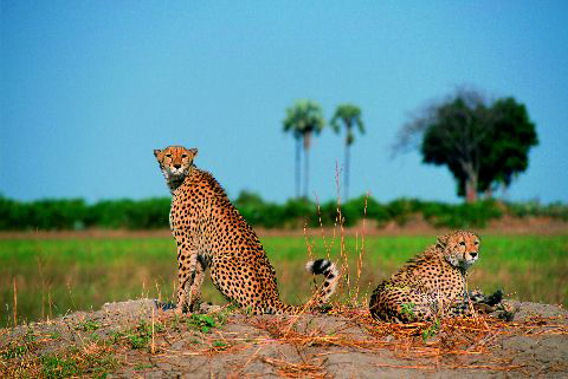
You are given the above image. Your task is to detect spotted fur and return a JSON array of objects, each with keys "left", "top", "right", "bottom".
[
  {"left": 369, "top": 230, "right": 486, "bottom": 323},
  {"left": 154, "top": 146, "right": 339, "bottom": 314}
]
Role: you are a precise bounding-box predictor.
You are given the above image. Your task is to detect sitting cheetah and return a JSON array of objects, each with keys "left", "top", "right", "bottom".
[
  {"left": 369, "top": 231, "right": 504, "bottom": 323},
  {"left": 154, "top": 145, "right": 339, "bottom": 314}
]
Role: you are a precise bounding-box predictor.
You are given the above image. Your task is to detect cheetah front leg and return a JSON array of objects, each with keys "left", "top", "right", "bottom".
[
  {"left": 444, "top": 289, "right": 488, "bottom": 318},
  {"left": 186, "top": 257, "right": 207, "bottom": 312},
  {"left": 176, "top": 252, "right": 198, "bottom": 314},
  {"left": 449, "top": 289, "right": 515, "bottom": 320},
  {"left": 174, "top": 232, "right": 201, "bottom": 315}
]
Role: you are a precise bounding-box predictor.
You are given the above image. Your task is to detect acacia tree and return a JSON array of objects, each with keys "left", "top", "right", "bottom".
[
  {"left": 283, "top": 100, "right": 326, "bottom": 198},
  {"left": 476, "top": 97, "right": 539, "bottom": 197},
  {"left": 394, "top": 89, "right": 538, "bottom": 203},
  {"left": 330, "top": 104, "right": 365, "bottom": 200}
]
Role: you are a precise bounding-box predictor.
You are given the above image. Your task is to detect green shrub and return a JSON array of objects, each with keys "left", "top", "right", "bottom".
[
  {"left": 423, "top": 200, "right": 503, "bottom": 228},
  {"left": 342, "top": 195, "right": 388, "bottom": 227},
  {"left": 282, "top": 198, "right": 315, "bottom": 228},
  {"left": 88, "top": 198, "right": 170, "bottom": 229},
  {"left": 506, "top": 200, "right": 568, "bottom": 221},
  {"left": 0, "top": 196, "right": 88, "bottom": 230},
  {"left": 385, "top": 198, "right": 421, "bottom": 225},
  {"left": 234, "top": 190, "right": 286, "bottom": 228},
  {"left": 0, "top": 193, "right": 564, "bottom": 231}
]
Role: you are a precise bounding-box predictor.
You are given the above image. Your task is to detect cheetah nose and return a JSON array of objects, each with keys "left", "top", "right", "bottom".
[
  {"left": 470, "top": 252, "right": 478, "bottom": 258},
  {"left": 174, "top": 164, "right": 181, "bottom": 169}
]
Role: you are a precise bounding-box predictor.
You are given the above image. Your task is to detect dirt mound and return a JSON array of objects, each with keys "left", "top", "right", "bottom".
[{"left": 1, "top": 299, "right": 567, "bottom": 378}]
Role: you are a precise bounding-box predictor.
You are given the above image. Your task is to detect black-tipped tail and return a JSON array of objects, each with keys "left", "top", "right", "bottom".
[{"left": 305, "top": 259, "right": 339, "bottom": 303}]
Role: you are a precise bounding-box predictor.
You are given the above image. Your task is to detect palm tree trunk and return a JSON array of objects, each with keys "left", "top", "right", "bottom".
[
  {"left": 303, "top": 132, "right": 311, "bottom": 199},
  {"left": 344, "top": 143, "right": 350, "bottom": 200},
  {"left": 295, "top": 137, "right": 301, "bottom": 198},
  {"left": 303, "top": 148, "right": 310, "bottom": 199}
]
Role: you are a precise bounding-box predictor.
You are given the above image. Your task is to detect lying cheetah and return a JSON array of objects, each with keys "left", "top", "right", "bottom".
[
  {"left": 154, "top": 145, "right": 339, "bottom": 314},
  {"left": 369, "top": 231, "right": 504, "bottom": 323}
]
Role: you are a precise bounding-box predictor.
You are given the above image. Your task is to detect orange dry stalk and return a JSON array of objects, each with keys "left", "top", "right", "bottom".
[
  {"left": 247, "top": 305, "right": 566, "bottom": 369},
  {"left": 261, "top": 356, "right": 327, "bottom": 379}
]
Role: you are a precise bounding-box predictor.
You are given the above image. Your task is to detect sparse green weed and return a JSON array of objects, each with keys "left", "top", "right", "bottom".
[
  {"left": 127, "top": 333, "right": 150, "bottom": 349},
  {"left": 114, "top": 319, "right": 165, "bottom": 350},
  {"left": 1, "top": 344, "right": 28, "bottom": 359},
  {"left": 421, "top": 319, "right": 441, "bottom": 342},
  {"left": 76, "top": 319, "right": 101, "bottom": 332},
  {"left": 187, "top": 314, "right": 217, "bottom": 333},
  {"left": 41, "top": 354, "right": 80, "bottom": 378},
  {"left": 40, "top": 346, "right": 118, "bottom": 379},
  {"left": 24, "top": 328, "right": 36, "bottom": 342},
  {"left": 134, "top": 363, "right": 155, "bottom": 370},
  {"left": 401, "top": 302, "right": 416, "bottom": 321}
]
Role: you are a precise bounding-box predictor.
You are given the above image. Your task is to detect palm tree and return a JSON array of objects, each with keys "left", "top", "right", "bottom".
[
  {"left": 283, "top": 100, "right": 325, "bottom": 199},
  {"left": 283, "top": 127, "right": 302, "bottom": 198},
  {"left": 331, "top": 104, "right": 365, "bottom": 200}
]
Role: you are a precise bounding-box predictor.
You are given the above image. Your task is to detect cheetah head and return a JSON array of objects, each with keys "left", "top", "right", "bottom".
[
  {"left": 154, "top": 146, "right": 198, "bottom": 190},
  {"left": 436, "top": 230, "right": 480, "bottom": 270}
]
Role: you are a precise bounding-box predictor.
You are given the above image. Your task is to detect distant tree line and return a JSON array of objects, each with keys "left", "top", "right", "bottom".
[{"left": 1, "top": 194, "right": 565, "bottom": 231}]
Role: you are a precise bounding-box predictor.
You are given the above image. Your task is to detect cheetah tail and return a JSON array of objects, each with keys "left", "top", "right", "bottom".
[{"left": 305, "top": 259, "right": 339, "bottom": 303}]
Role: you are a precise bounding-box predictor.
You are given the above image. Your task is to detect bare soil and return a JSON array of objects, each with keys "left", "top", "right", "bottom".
[
  {"left": 0, "top": 216, "right": 566, "bottom": 240},
  {"left": 1, "top": 299, "right": 566, "bottom": 378}
]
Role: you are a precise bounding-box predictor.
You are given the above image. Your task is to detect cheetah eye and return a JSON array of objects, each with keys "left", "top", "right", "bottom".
[{"left": 459, "top": 241, "right": 466, "bottom": 246}]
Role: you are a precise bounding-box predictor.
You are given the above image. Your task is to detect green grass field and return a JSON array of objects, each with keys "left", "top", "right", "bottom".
[{"left": 1, "top": 234, "right": 567, "bottom": 327}]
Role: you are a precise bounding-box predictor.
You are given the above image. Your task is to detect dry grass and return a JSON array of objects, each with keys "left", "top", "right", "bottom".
[{"left": 246, "top": 307, "right": 567, "bottom": 376}]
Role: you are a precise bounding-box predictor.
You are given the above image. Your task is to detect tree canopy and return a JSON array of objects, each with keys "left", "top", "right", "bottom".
[
  {"left": 395, "top": 89, "right": 538, "bottom": 202},
  {"left": 283, "top": 99, "right": 326, "bottom": 148},
  {"left": 330, "top": 104, "right": 365, "bottom": 145},
  {"left": 283, "top": 100, "right": 326, "bottom": 198}
]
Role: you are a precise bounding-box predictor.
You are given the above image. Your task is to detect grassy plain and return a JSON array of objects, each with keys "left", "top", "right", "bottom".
[{"left": 1, "top": 234, "right": 567, "bottom": 327}]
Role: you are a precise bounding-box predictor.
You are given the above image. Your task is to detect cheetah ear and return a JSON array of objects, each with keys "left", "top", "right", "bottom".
[
  {"left": 187, "top": 148, "right": 198, "bottom": 159},
  {"left": 153, "top": 149, "right": 162, "bottom": 158},
  {"left": 436, "top": 232, "right": 451, "bottom": 250}
]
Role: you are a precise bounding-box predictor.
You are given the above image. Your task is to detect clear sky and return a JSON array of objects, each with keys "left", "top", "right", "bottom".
[{"left": 2, "top": 1, "right": 567, "bottom": 203}]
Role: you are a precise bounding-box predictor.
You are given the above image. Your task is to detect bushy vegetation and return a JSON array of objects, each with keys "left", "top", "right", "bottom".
[
  {"left": 505, "top": 201, "right": 568, "bottom": 221},
  {"left": 0, "top": 193, "right": 566, "bottom": 231},
  {"left": 0, "top": 196, "right": 170, "bottom": 231}
]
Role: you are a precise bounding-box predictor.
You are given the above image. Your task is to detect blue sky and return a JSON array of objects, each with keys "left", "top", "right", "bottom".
[{"left": 2, "top": 1, "right": 567, "bottom": 203}]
